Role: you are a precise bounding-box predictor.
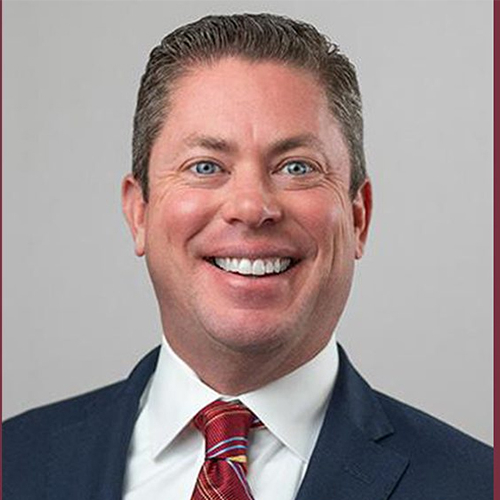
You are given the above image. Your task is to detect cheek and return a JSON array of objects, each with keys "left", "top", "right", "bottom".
[
  {"left": 289, "top": 190, "right": 353, "bottom": 245},
  {"left": 148, "top": 190, "right": 218, "bottom": 246},
  {"left": 172, "top": 192, "right": 214, "bottom": 221}
]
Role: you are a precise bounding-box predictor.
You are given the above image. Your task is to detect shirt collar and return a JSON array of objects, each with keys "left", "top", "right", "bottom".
[{"left": 146, "top": 333, "right": 339, "bottom": 462}]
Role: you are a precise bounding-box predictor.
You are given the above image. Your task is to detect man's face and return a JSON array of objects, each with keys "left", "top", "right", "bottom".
[{"left": 123, "top": 57, "right": 371, "bottom": 381}]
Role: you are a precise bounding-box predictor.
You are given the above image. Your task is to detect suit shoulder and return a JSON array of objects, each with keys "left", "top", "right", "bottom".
[
  {"left": 374, "top": 390, "right": 492, "bottom": 497},
  {"left": 3, "top": 380, "right": 125, "bottom": 442},
  {"left": 3, "top": 346, "right": 159, "bottom": 451},
  {"left": 2, "top": 348, "right": 159, "bottom": 499},
  {"left": 375, "top": 390, "right": 491, "bottom": 453},
  {"left": 2, "top": 381, "right": 127, "bottom": 499}
]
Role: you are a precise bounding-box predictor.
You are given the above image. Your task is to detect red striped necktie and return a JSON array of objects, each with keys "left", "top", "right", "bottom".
[{"left": 191, "top": 400, "right": 264, "bottom": 500}]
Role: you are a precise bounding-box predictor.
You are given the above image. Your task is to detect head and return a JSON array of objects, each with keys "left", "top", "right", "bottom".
[
  {"left": 123, "top": 14, "right": 372, "bottom": 394},
  {"left": 132, "top": 13, "right": 366, "bottom": 203}
]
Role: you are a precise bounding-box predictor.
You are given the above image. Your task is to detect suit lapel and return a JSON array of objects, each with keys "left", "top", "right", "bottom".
[
  {"left": 45, "top": 344, "right": 407, "bottom": 500},
  {"left": 295, "top": 346, "right": 409, "bottom": 500},
  {"left": 47, "top": 347, "right": 161, "bottom": 500}
]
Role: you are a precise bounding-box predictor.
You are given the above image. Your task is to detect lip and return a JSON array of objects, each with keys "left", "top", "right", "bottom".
[
  {"left": 200, "top": 243, "right": 303, "bottom": 261},
  {"left": 204, "top": 255, "right": 301, "bottom": 276},
  {"left": 198, "top": 257, "right": 299, "bottom": 307}
]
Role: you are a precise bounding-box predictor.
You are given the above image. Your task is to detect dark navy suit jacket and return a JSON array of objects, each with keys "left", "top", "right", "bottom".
[{"left": 3, "top": 345, "right": 492, "bottom": 499}]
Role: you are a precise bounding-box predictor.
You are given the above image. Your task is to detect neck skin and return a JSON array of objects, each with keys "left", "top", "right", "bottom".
[{"left": 163, "top": 322, "right": 337, "bottom": 396}]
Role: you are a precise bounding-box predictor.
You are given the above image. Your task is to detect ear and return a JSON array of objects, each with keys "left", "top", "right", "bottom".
[
  {"left": 352, "top": 179, "right": 373, "bottom": 260},
  {"left": 121, "top": 174, "right": 147, "bottom": 257}
]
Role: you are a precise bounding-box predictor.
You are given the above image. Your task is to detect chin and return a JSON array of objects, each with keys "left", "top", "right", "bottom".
[{"left": 202, "top": 313, "right": 297, "bottom": 355}]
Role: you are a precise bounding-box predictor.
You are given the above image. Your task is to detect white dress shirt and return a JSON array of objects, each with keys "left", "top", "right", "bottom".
[{"left": 123, "top": 334, "right": 339, "bottom": 500}]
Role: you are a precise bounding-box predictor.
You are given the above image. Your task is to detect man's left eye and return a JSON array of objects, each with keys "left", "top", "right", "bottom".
[
  {"left": 280, "top": 161, "right": 313, "bottom": 176},
  {"left": 190, "top": 161, "right": 222, "bottom": 175}
]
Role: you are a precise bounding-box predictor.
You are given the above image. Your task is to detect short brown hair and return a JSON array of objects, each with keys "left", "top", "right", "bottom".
[{"left": 132, "top": 13, "right": 366, "bottom": 201}]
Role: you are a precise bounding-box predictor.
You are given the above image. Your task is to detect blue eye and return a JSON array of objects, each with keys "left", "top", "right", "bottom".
[
  {"left": 191, "top": 161, "right": 222, "bottom": 175},
  {"left": 281, "top": 161, "right": 313, "bottom": 176}
]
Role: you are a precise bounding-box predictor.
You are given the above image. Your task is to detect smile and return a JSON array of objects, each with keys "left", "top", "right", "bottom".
[{"left": 209, "top": 257, "right": 295, "bottom": 276}]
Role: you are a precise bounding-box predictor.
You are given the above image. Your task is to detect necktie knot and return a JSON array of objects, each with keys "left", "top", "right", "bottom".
[
  {"left": 194, "top": 400, "right": 262, "bottom": 463},
  {"left": 191, "top": 400, "right": 263, "bottom": 500}
]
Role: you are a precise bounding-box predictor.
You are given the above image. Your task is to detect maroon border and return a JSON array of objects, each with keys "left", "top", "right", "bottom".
[
  {"left": 495, "top": 0, "right": 498, "bottom": 498},
  {"left": 1, "top": 0, "right": 4, "bottom": 496}
]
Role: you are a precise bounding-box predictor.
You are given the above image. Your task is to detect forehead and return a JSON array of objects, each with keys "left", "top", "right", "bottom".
[
  {"left": 169, "top": 58, "right": 327, "bottom": 128},
  {"left": 152, "top": 57, "right": 349, "bottom": 166}
]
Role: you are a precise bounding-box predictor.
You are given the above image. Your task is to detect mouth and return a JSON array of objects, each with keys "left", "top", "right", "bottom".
[{"left": 205, "top": 256, "right": 299, "bottom": 277}]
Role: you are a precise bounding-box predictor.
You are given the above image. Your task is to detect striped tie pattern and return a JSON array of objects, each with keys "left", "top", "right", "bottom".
[{"left": 191, "top": 400, "right": 264, "bottom": 500}]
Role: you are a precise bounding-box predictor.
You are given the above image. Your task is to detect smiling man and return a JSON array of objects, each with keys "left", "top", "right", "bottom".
[
  {"left": 3, "top": 13, "right": 492, "bottom": 500},
  {"left": 122, "top": 55, "right": 368, "bottom": 397}
]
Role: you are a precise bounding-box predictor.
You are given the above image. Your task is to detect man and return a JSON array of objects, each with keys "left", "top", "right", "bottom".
[{"left": 3, "top": 13, "right": 492, "bottom": 500}]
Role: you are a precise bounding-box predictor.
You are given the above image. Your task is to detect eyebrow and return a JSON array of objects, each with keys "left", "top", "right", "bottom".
[
  {"left": 268, "top": 134, "right": 325, "bottom": 157},
  {"left": 182, "top": 133, "right": 325, "bottom": 157},
  {"left": 183, "top": 135, "right": 237, "bottom": 153}
]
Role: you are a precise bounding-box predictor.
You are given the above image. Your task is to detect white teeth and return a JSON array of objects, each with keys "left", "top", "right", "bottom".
[
  {"left": 265, "top": 260, "right": 274, "bottom": 274},
  {"left": 252, "top": 259, "right": 266, "bottom": 276},
  {"left": 215, "top": 258, "right": 226, "bottom": 269},
  {"left": 212, "top": 257, "right": 293, "bottom": 276},
  {"left": 238, "top": 259, "right": 252, "bottom": 275},
  {"left": 273, "top": 258, "right": 281, "bottom": 273}
]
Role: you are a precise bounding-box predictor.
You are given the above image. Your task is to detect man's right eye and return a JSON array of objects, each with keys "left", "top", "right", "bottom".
[{"left": 190, "top": 161, "right": 222, "bottom": 175}]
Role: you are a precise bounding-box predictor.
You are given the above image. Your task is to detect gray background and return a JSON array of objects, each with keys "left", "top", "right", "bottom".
[{"left": 3, "top": 1, "right": 492, "bottom": 445}]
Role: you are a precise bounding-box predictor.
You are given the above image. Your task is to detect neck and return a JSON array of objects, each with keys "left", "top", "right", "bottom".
[{"left": 165, "top": 332, "right": 331, "bottom": 395}]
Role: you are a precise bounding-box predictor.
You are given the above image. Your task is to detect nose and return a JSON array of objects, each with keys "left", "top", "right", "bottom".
[{"left": 221, "top": 171, "right": 283, "bottom": 228}]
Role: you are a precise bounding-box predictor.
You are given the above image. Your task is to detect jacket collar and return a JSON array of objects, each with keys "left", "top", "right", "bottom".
[
  {"left": 47, "top": 347, "right": 160, "bottom": 500},
  {"left": 295, "top": 345, "right": 409, "bottom": 500},
  {"left": 47, "top": 344, "right": 408, "bottom": 500}
]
